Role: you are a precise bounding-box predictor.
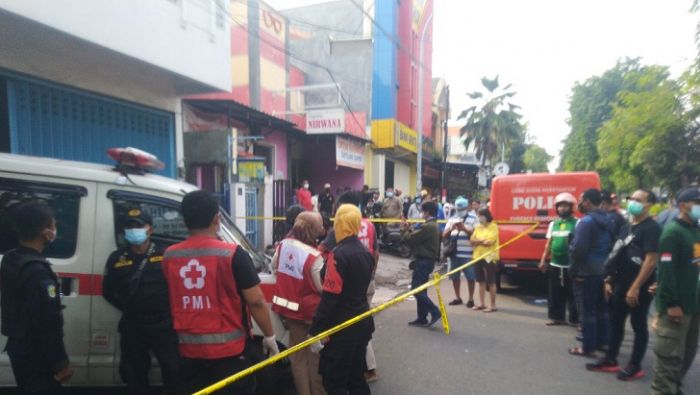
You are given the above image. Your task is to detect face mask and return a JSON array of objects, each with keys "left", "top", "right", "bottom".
[
  {"left": 303, "top": 184, "right": 309, "bottom": 190},
  {"left": 386, "top": 192, "right": 394, "bottom": 198},
  {"left": 44, "top": 228, "right": 57, "bottom": 244},
  {"left": 478, "top": 216, "right": 487, "bottom": 223},
  {"left": 415, "top": 198, "right": 422, "bottom": 204},
  {"left": 125, "top": 228, "right": 149, "bottom": 245},
  {"left": 690, "top": 204, "right": 700, "bottom": 222},
  {"left": 627, "top": 201, "right": 645, "bottom": 217}
]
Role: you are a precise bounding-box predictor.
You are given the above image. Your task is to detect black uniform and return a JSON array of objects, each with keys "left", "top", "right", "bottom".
[
  {"left": 0, "top": 247, "right": 68, "bottom": 394},
  {"left": 102, "top": 243, "right": 179, "bottom": 395},
  {"left": 319, "top": 192, "right": 335, "bottom": 216},
  {"left": 310, "top": 235, "right": 374, "bottom": 395}
]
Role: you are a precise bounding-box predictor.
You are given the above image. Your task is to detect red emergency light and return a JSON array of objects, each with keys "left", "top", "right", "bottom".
[{"left": 107, "top": 147, "right": 165, "bottom": 174}]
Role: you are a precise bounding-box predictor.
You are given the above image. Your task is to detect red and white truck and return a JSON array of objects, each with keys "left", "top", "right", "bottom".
[{"left": 490, "top": 172, "right": 601, "bottom": 284}]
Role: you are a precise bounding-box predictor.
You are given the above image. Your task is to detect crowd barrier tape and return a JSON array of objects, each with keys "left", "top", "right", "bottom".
[
  {"left": 236, "top": 216, "right": 540, "bottom": 225},
  {"left": 193, "top": 222, "right": 540, "bottom": 395}
]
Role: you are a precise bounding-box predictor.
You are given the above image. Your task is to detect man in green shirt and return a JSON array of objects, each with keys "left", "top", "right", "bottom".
[
  {"left": 401, "top": 201, "right": 441, "bottom": 327},
  {"left": 651, "top": 187, "right": 700, "bottom": 395}
]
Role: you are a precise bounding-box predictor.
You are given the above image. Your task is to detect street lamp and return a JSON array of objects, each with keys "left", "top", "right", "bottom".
[{"left": 416, "top": 10, "right": 433, "bottom": 194}]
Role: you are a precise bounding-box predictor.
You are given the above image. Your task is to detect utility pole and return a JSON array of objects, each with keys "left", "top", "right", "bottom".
[{"left": 440, "top": 84, "right": 450, "bottom": 201}]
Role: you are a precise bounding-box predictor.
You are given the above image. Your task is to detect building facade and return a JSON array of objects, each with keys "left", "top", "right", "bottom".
[{"left": 0, "top": 0, "right": 231, "bottom": 178}]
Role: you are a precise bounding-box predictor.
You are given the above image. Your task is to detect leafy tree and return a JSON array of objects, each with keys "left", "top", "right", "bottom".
[
  {"left": 560, "top": 58, "right": 641, "bottom": 173},
  {"left": 523, "top": 145, "right": 553, "bottom": 173},
  {"left": 458, "top": 76, "right": 524, "bottom": 167}
]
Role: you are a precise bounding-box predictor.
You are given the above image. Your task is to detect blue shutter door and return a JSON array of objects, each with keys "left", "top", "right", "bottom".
[{"left": 6, "top": 79, "right": 176, "bottom": 177}]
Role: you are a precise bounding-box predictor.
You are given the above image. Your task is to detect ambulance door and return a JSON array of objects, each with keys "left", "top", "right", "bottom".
[
  {"left": 89, "top": 185, "right": 188, "bottom": 385},
  {"left": 0, "top": 175, "right": 96, "bottom": 385}
]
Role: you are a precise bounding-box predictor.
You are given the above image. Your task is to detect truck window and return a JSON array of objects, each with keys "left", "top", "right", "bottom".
[
  {"left": 110, "top": 194, "right": 188, "bottom": 249},
  {"left": 0, "top": 178, "right": 83, "bottom": 258}
]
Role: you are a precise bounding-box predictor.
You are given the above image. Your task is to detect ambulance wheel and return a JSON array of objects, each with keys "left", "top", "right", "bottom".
[{"left": 249, "top": 337, "right": 292, "bottom": 395}]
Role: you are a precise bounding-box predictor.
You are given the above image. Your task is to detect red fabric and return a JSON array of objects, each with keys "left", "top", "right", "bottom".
[
  {"left": 163, "top": 235, "right": 246, "bottom": 359},
  {"left": 271, "top": 239, "right": 322, "bottom": 321},
  {"left": 359, "top": 218, "right": 376, "bottom": 255},
  {"left": 296, "top": 189, "right": 313, "bottom": 211},
  {"left": 322, "top": 253, "right": 343, "bottom": 295}
]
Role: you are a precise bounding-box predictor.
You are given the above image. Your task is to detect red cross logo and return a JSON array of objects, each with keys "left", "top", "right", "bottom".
[{"left": 180, "top": 259, "right": 206, "bottom": 290}]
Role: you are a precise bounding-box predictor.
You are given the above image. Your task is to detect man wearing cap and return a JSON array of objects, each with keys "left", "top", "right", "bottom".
[
  {"left": 319, "top": 183, "right": 335, "bottom": 217},
  {"left": 103, "top": 209, "right": 180, "bottom": 394},
  {"left": 651, "top": 187, "right": 700, "bottom": 395}
]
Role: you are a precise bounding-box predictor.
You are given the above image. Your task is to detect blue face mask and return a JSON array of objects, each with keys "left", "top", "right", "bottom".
[
  {"left": 690, "top": 204, "right": 700, "bottom": 223},
  {"left": 627, "top": 201, "right": 645, "bottom": 217},
  {"left": 124, "top": 228, "right": 149, "bottom": 245}
]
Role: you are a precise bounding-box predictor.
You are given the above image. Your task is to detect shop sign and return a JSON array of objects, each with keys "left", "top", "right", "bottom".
[
  {"left": 396, "top": 122, "right": 418, "bottom": 153},
  {"left": 336, "top": 136, "right": 365, "bottom": 170},
  {"left": 238, "top": 160, "right": 265, "bottom": 182},
  {"left": 306, "top": 109, "right": 345, "bottom": 134}
]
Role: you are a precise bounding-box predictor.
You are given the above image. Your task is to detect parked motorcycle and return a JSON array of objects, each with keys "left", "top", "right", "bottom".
[{"left": 377, "top": 223, "right": 411, "bottom": 258}]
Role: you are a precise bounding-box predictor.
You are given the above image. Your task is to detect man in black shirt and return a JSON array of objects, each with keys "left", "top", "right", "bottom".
[
  {"left": 103, "top": 209, "right": 179, "bottom": 394},
  {"left": 588, "top": 189, "right": 662, "bottom": 380},
  {"left": 0, "top": 202, "right": 74, "bottom": 393},
  {"left": 602, "top": 190, "right": 628, "bottom": 237},
  {"left": 319, "top": 183, "right": 335, "bottom": 217}
]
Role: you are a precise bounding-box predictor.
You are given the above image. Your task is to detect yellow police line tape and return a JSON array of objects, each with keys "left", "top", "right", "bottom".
[
  {"left": 237, "top": 216, "right": 539, "bottom": 225},
  {"left": 193, "top": 222, "right": 539, "bottom": 395}
]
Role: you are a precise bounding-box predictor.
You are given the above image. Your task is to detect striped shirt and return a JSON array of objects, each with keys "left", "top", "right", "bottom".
[{"left": 447, "top": 213, "right": 480, "bottom": 259}]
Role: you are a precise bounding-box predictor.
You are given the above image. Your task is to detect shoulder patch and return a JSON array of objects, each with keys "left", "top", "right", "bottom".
[{"left": 660, "top": 253, "right": 672, "bottom": 262}]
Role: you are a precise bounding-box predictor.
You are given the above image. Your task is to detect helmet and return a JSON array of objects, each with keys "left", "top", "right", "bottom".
[
  {"left": 554, "top": 192, "right": 577, "bottom": 207},
  {"left": 455, "top": 197, "right": 469, "bottom": 210}
]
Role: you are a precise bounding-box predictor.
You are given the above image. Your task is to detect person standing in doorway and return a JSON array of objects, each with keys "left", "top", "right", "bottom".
[
  {"left": 297, "top": 180, "right": 313, "bottom": 211},
  {"left": 319, "top": 183, "right": 335, "bottom": 217},
  {"left": 650, "top": 187, "right": 700, "bottom": 395}
]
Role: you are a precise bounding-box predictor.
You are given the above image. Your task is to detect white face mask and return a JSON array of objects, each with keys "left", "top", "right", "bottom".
[
  {"left": 303, "top": 184, "right": 309, "bottom": 189},
  {"left": 45, "top": 228, "right": 57, "bottom": 244}
]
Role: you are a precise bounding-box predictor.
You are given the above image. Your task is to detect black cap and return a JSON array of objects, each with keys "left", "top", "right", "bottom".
[
  {"left": 124, "top": 208, "right": 152, "bottom": 226},
  {"left": 677, "top": 187, "right": 700, "bottom": 203}
]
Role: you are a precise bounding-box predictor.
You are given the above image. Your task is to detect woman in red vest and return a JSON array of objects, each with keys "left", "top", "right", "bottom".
[{"left": 272, "top": 211, "right": 326, "bottom": 395}]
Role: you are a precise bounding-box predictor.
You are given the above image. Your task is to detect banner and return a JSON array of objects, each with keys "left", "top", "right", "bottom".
[
  {"left": 335, "top": 136, "right": 365, "bottom": 170},
  {"left": 306, "top": 108, "right": 345, "bottom": 134}
]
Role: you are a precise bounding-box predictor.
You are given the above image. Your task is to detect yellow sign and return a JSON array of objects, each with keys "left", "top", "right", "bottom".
[
  {"left": 238, "top": 161, "right": 265, "bottom": 181},
  {"left": 370, "top": 119, "right": 418, "bottom": 154},
  {"left": 396, "top": 122, "right": 418, "bottom": 153}
]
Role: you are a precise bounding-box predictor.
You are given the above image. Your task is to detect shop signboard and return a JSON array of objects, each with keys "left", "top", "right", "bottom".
[
  {"left": 336, "top": 136, "right": 365, "bottom": 170},
  {"left": 306, "top": 108, "right": 345, "bottom": 134},
  {"left": 396, "top": 122, "right": 418, "bottom": 153}
]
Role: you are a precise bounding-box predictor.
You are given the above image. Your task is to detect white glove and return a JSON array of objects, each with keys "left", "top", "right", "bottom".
[
  {"left": 309, "top": 340, "right": 324, "bottom": 354},
  {"left": 262, "top": 335, "right": 280, "bottom": 356}
]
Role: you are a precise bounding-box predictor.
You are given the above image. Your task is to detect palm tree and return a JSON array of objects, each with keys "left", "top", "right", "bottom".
[{"left": 458, "top": 76, "right": 524, "bottom": 167}]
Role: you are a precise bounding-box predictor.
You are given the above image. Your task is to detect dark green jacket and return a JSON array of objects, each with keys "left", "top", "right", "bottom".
[
  {"left": 656, "top": 218, "right": 700, "bottom": 315},
  {"left": 402, "top": 218, "right": 440, "bottom": 260}
]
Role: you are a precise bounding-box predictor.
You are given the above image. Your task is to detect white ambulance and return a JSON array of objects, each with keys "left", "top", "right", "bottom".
[{"left": 0, "top": 150, "right": 286, "bottom": 387}]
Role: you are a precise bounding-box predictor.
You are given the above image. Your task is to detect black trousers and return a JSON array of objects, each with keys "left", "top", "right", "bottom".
[
  {"left": 179, "top": 353, "right": 255, "bottom": 395},
  {"left": 6, "top": 337, "right": 62, "bottom": 394},
  {"left": 119, "top": 318, "right": 180, "bottom": 395},
  {"left": 547, "top": 266, "right": 578, "bottom": 323},
  {"left": 607, "top": 286, "right": 653, "bottom": 367},
  {"left": 319, "top": 341, "right": 370, "bottom": 395}
]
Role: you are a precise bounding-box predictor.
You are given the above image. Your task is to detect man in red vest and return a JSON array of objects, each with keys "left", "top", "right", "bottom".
[{"left": 163, "top": 191, "right": 279, "bottom": 395}]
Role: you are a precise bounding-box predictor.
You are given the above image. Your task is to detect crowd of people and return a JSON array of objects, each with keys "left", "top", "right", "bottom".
[
  {"left": 538, "top": 187, "right": 700, "bottom": 395},
  {"left": 1, "top": 181, "right": 698, "bottom": 395}
]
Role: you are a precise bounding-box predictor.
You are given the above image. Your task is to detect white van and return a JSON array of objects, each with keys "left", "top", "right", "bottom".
[{"left": 0, "top": 152, "right": 286, "bottom": 387}]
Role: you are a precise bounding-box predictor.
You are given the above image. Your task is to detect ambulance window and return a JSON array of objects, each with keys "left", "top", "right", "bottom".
[
  {"left": 0, "top": 178, "right": 83, "bottom": 258},
  {"left": 110, "top": 194, "right": 188, "bottom": 249}
]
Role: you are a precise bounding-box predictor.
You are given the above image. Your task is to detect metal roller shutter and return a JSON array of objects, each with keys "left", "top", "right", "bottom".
[{"left": 6, "top": 78, "right": 175, "bottom": 177}]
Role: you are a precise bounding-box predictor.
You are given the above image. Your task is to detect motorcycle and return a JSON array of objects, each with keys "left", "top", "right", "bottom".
[{"left": 377, "top": 222, "right": 412, "bottom": 258}]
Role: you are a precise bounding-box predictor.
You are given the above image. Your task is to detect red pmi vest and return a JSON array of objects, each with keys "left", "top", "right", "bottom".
[
  {"left": 359, "top": 218, "right": 376, "bottom": 255},
  {"left": 162, "top": 235, "right": 246, "bottom": 359},
  {"left": 272, "top": 238, "right": 322, "bottom": 322}
]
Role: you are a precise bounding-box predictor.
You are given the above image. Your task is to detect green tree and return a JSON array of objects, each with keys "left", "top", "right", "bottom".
[
  {"left": 560, "top": 58, "right": 641, "bottom": 173},
  {"left": 458, "top": 76, "right": 524, "bottom": 167},
  {"left": 523, "top": 145, "right": 553, "bottom": 173}
]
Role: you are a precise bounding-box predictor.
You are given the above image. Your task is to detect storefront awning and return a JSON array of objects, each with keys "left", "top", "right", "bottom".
[{"left": 184, "top": 97, "right": 306, "bottom": 136}]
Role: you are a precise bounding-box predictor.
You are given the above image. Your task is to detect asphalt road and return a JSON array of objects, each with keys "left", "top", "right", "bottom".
[{"left": 366, "top": 275, "right": 700, "bottom": 395}]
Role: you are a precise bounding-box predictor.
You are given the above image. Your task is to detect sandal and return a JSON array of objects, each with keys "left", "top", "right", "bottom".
[
  {"left": 568, "top": 347, "right": 595, "bottom": 357},
  {"left": 448, "top": 299, "right": 463, "bottom": 306},
  {"left": 546, "top": 320, "right": 567, "bottom": 326},
  {"left": 472, "top": 305, "right": 486, "bottom": 311},
  {"left": 483, "top": 308, "right": 498, "bottom": 313}
]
